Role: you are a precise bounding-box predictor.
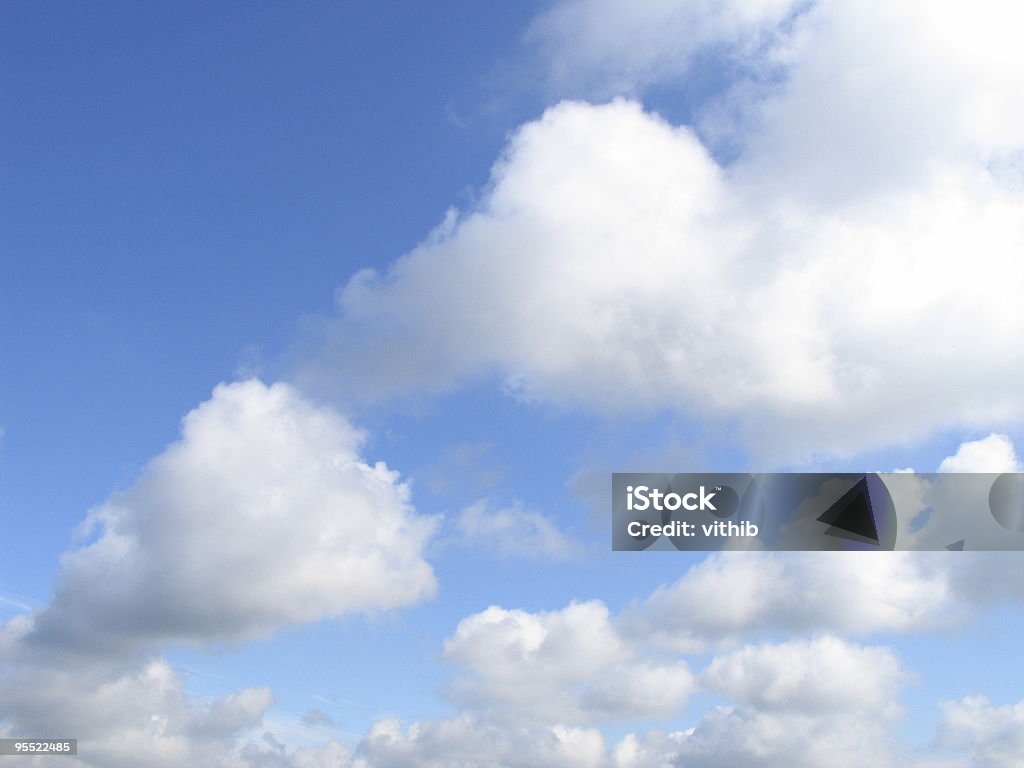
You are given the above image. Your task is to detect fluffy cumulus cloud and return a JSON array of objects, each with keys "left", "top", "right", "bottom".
[
  {"left": 29, "top": 379, "right": 437, "bottom": 651},
  {"left": 625, "top": 429, "right": 1024, "bottom": 640},
  {"left": 0, "top": 636, "right": 275, "bottom": 768},
  {"left": 0, "top": 538, "right": 998, "bottom": 768},
  {"left": 237, "top": 736, "right": 363, "bottom": 768},
  {"left": 701, "top": 636, "right": 901, "bottom": 715},
  {"left": 0, "top": 624, "right": 357, "bottom": 768},
  {"left": 625, "top": 552, "right": 955, "bottom": 650},
  {"left": 662, "top": 637, "right": 903, "bottom": 767},
  {"left": 330, "top": 632, "right": 904, "bottom": 768},
  {"left": 0, "top": 594, "right": 892, "bottom": 768},
  {"left": 0, "top": 380, "right": 442, "bottom": 767},
  {"left": 442, "top": 600, "right": 694, "bottom": 724},
  {"left": 626, "top": 544, "right": 1024, "bottom": 651},
  {"left": 938, "top": 434, "right": 1023, "bottom": 473},
  {"left": 455, "top": 499, "right": 578, "bottom": 558},
  {"left": 356, "top": 716, "right": 607, "bottom": 768},
  {"left": 277, "top": 614, "right": 903, "bottom": 768},
  {"left": 648, "top": 707, "right": 895, "bottom": 768},
  {"left": 305, "top": 0, "right": 1024, "bottom": 460},
  {"left": 8, "top": 3, "right": 1024, "bottom": 766}
]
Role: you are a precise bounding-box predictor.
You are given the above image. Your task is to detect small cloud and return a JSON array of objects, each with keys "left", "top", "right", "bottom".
[
  {"left": 420, "top": 442, "right": 503, "bottom": 497},
  {"left": 302, "top": 708, "right": 334, "bottom": 728},
  {"left": 938, "top": 434, "right": 1022, "bottom": 473},
  {"left": 455, "top": 499, "right": 578, "bottom": 559}
]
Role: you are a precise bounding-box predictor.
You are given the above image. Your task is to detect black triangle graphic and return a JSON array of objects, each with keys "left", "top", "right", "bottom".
[
  {"left": 945, "top": 540, "right": 965, "bottom": 551},
  {"left": 817, "top": 476, "right": 879, "bottom": 545}
]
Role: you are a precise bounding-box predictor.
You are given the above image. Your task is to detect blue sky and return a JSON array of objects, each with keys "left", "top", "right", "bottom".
[
  {"left": 3, "top": 2, "right": 1024, "bottom": 767},
  {"left": 1, "top": 0, "right": 531, "bottom": 589}
]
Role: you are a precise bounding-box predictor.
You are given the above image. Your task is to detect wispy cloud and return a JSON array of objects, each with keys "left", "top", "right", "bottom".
[{"left": 455, "top": 499, "right": 580, "bottom": 559}]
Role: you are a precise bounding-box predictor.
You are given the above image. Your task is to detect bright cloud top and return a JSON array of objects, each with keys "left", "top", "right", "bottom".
[
  {"left": 442, "top": 600, "right": 694, "bottom": 724},
  {"left": 938, "top": 433, "right": 1023, "bottom": 474},
  {"left": 307, "top": 0, "right": 1024, "bottom": 459},
  {"left": 31, "top": 379, "right": 438, "bottom": 651},
  {"left": 627, "top": 552, "right": 955, "bottom": 650},
  {"left": 0, "top": 380, "right": 438, "bottom": 766}
]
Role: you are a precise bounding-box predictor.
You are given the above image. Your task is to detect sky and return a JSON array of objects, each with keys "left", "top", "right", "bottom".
[{"left": 2, "top": 1, "right": 1024, "bottom": 766}]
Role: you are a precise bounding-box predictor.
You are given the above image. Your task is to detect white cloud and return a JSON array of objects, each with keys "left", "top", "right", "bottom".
[
  {"left": 356, "top": 715, "right": 606, "bottom": 768},
  {"left": 0, "top": 380, "right": 443, "bottom": 767},
  {"left": 730, "top": 0, "right": 1024, "bottom": 205},
  {"left": 656, "top": 705, "right": 897, "bottom": 768},
  {"left": 238, "top": 736, "right": 363, "bottom": 768},
  {"left": 0, "top": 562, "right": 967, "bottom": 768},
  {"left": 885, "top": 435, "right": 1023, "bottom": 549},
  {"left": 528, "top": 0, "right": 1024, "bottom": 171},
  {"left": 455, "top": 499, "right": 578, "bottom": 558},
  {"left": 346, "top": 706, "right": 896, "bottom": 768},
  {"left": 0, "top": 625, "right": 359, "bottom": 768},
  {"left": 625, "top": 552, "right": 954, "bottom": 650},
  {"left": 10, "top": 443, "right": 1017, "bottom": 768},
  {"left": 0, "top": 649, "right": 273, "bottom": 768},
  {"left": 306, "top": 9, "right": 1024, "bottom": 459},
  {"left": 938, "top": 434, "right": 1023, "bottom": 473},
  {"left": 442, "top": 600, "right": 693, "bottom": 724},
  {"left": 701, "top": 636, "right": 902, "bottom": 714},
  {"left": 27, "top": 379, "right": 437, "bottom": 651},
  {"left": 610, "top": 730, "right": 691, "bottom": 768},
  {"left": 937, "top": 696, "right": 1024, "bottom": 768},
  {"left": 626, "top": 545, "right": 1024, "bottom": 651},
  {"left": 608, "top": 638, "right": 903, "bottom": 768},
  {"left": 7, "top": 6, "right": 1024, "bottom": 763},
  {"left": 526, "top": 0, "right": 801, "bottom": 97},
  {"left": 340, "top": 634, "right": 903, "bottom": 768}
]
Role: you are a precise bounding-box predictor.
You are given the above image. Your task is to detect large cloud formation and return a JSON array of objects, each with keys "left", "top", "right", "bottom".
[
  {"left": 306, "top": 0, "right": 1024, "bottom": 459},
  {"left": 310, "top": 617, "right": 907, "bottom": 768},
  {"left": 0, "top": 649, "right": 277, "bottom": 768},
  {"left": 30, "top": 379, "right": 437, "bottom": 652},
  {"left": 6, "top": 2, "right": 1024, "bottom": 766},
  {"left": 0, "top": 380, "right": 438, "bottom": 767}
]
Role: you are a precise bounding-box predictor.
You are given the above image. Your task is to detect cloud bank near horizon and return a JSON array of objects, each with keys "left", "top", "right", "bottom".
[{"left": 1, "top": 396, "right": 1022, "bottom": 766}]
